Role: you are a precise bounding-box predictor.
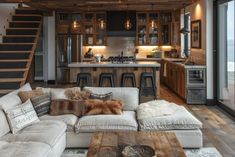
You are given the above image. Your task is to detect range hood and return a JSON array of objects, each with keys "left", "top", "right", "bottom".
[
  {"left": 107, "top": 11, "right": 136, "bottom": 37},
  {"left": 107, "top": 31, "right": 136, "bottom": 37}
]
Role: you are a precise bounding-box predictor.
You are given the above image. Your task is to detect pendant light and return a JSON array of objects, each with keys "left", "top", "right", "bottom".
[
  {"left": 180, "top": 5, "right": 190, "bottom": 35},
  {"left": 124, "top": 4, "right": 132, "bottom": 30},
  {"left": 150, "top": 4, "right": 157, "bottom": 29},
  {"left": 72, "top": 20, "right": 80, "bottom": 30},
  {"left": 98, "top": 18, "right": 106, "bottom": 30}
]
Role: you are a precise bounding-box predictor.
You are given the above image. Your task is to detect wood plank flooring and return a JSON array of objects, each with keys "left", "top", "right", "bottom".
[
  {"left": 32, "top": 82, "right": 235, "bottom": 157},
  {"left": 160, "top": 85, "right": 235, "bottom": 157}
]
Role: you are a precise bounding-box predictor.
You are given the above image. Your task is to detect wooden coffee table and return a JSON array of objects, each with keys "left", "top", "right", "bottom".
[{"left": 87, "top": 131, "right": 186, "bottom": 157}]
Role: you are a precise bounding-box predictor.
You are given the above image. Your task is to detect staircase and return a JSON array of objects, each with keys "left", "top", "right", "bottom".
[{"left": 0, "top": 7, "right": 42, "bottom": 96}]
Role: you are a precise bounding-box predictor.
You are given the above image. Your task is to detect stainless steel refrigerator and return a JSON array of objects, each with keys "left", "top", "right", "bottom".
[{"left": 56, "top": 34, "right": 83, "bottom": 83}]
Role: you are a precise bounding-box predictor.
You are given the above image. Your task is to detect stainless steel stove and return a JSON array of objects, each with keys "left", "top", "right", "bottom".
[{"left": 106, "top": 55, "right": 135, "bottom": 64}]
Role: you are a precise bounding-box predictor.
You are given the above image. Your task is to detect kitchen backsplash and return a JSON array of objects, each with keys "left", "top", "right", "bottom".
[{"left": 82, "top": 37, "right": 173, "bottom": 58}]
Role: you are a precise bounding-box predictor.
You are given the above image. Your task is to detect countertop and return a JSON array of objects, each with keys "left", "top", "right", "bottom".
[
  {"left": 80, "top": 57, "right": 206, "bottom": 69},
  {"left": 83, "top": 57, "right": 185, "bottom": 62},
  {"left": 68, "top": 61, "right": 161, "bottom": 68},
  {"left": 175, "top": 62, "right": 206, "bottom": 69}
]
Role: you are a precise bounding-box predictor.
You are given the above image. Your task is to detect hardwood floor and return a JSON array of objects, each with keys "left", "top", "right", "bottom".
[
  {"left": 160, "top": 85, "right": 235, "bottom": 157},
  {"left": 32, "top": 82, "right": 235, "bottom": 156}
]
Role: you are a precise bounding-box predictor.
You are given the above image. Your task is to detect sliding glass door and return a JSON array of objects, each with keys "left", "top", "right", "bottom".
[{"left": 217, "top": 0, "right": 235, "bottom": 113}]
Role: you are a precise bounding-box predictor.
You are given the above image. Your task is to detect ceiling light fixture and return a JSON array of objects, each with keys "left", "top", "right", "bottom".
[{"left": 124, "top": 4, "right": 132, "bottom": 30}]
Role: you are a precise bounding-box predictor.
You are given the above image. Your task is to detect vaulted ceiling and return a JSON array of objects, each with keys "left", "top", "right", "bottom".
[{"left": 1, "top": 0, "right": 194, "bottom": 12}]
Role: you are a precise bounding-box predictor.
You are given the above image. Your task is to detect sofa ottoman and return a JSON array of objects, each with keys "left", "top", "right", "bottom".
[{"left": 137, "top": 100, "right": 203, "bottom": 148}]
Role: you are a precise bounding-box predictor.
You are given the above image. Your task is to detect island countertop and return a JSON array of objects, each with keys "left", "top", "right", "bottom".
[{"left": 68, "top": 61, "right": 161, "bottom": 68}]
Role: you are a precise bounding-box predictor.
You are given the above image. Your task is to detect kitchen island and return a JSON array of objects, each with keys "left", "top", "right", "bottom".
[{"left": 68, "top": 61, "right": 161, "bottom": 98}]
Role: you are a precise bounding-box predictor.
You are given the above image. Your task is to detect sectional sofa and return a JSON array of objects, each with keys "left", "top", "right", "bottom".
[{"left": 0, "top": 83, "right": 203, "bottom": 157}]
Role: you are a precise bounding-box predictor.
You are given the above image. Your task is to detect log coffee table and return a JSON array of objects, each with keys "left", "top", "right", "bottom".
[{"left": 87, "top": 131, "right": 186, "bottom": 157}]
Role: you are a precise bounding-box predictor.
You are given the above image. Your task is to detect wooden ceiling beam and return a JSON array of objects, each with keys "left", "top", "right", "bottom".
[{"left": 0, "top": 0, "right": 194, "bottom": 11}]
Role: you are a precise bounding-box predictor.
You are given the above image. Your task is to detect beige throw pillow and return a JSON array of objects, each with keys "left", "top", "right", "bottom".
[
  {"left": 18, "top": 89, "right": 44, "bottom": 103},
  {"left": 4, "top": 99, "right": 39, "bottom": 134}
]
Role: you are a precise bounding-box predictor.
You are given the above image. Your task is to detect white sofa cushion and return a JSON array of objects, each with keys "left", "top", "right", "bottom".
[
  {"left": 4, "top": 100, "right": 40, "bottom": 134},
  {"left": 36, "top": 87, "right": 80, "bottom": 100},
  {"left": 0, "top": 83, "right": 32, "bottom": 111},
  {"left": 138, "top": 105, "right": 202, "bottom": 131},
  {"left": 0, "top": 83, "right": 32, "bottom": 137},
  {"left": 84, "top": 87, "right": 139, "bottom": 111},
  {"left": 0, "top": 120, "right": 66, "bottom": 147},
  {"left": 0, "top": 141, "right": 50, "bottom": 157},
  {"left": 75, "top": 111, "right": 138, "bottom": 133},
  {"left": 0, "top": 110, "right": 10, "bottom": 137},
  {"left": 39, "top": 114, "right": 78, "bottom": 132}
]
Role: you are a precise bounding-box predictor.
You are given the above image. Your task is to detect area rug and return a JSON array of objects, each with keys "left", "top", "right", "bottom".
[{"left": 61, "top": 147, "right": 223, "bottom": 157}]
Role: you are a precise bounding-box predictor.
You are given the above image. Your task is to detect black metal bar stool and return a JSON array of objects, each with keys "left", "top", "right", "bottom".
[
  {"left": 139, "top": 72, "right": 156, "bottom": 98},
  {"left": 99, "top": 73, "right": 115, "bottom": 87},
  {"left": 121, "top": 73, "right": 136, "bottom": 87},
  {"left": 77, "top": 73, "right": 92, "bottom": 89}
]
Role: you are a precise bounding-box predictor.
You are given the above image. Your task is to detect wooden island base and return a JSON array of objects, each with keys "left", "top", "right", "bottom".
[{"left": 69, "top": 67, "right": 160, "bottom": 98}]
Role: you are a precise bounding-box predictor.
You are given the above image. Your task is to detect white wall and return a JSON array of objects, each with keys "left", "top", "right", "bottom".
[
  {"left": 43, "top": 12, "right": 56, "bottom": 81},
  {"left": 182, "top": 0, "right": 207, "bottom": 65},
  {"left": 0, "top": 3, "right": 19, "bottom": 42}
]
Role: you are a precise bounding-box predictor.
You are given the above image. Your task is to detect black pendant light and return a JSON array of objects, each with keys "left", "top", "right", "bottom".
[
  {"left": 180, "top": 6, "right": 190, "bottom": 35},
  {"left": 124, "top": 4, "right": 132, "bottom": 30}
]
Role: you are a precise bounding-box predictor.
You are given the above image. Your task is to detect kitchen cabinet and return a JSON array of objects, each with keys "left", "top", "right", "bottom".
[
  {"left": 56, "top": 13, "right": 83, "bottom": 34},
  {"left": 160, "top": 12, "right": 172, "bottom": 45},
  {"left": 83, "top": 12, "right": 107, "bottom": 46},
  {"left": 162, "top": 60, "right": 186, "bottom": 99},
  {"left": 136, "top": 12, "right": 158, "bottom": 45},
  {"left": 136, "top": 11, "right": 180, "bottom": 46}
]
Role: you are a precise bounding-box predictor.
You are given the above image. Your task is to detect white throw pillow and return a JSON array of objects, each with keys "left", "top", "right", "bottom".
[{"left": 4, "top": 99, "right": 40, "bottom": 134}]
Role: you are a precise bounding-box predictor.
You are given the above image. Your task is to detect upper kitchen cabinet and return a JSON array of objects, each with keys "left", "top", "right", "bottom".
[
  {"left": 56, "top": 13, "right": 83, "bottom": 34},
  {"left": 136, "top": 11, "right": 180, "bottom": 46},
  {"left": 171, "top": 10, "right": 181, "bottom": 46},
  {"left": 160, "top": 12, "right": 172, "bottom": 45},
  {"left": 136, "top": 12, "right": 159, "bottom": 46},
  {"left": 56, "top": 13, "right": 70, "bottom": 34},
  {"left": 83, "top": 12, "right": 107, "bottom": 46}
]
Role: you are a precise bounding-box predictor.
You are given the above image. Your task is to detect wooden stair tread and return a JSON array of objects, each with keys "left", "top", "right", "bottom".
[
  {"left": 7, "top": 28, "right": 39, "bottom": 30},
  {"left": 3, "top": 35, "right": 37, "bottom": 37},
  {"left": 0, "top": 43, "right": 35, "bottom": 45},
  {"left": 0, "top": 68, "right": 28, "bottom": 72},
  {"left": 10, "top": 21, "right": 41, "bottom": 23},
  {"left": 0, "top": 78, "right": 25, "bottom": 82},
  {"left": 0, "top": 59, "right": 30, "bottom": 62},
  {"left": 0, "top": 89, "right": 14, "bottom": 94},
  {"left": 17, "top": 7, "right": 37, "bottom": 10},
  {"left": 0, "top": 51, "right": 32, "bottom": 53},
  {"left": 13, "top": 14, "right": 42, "bottom": 17}
]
